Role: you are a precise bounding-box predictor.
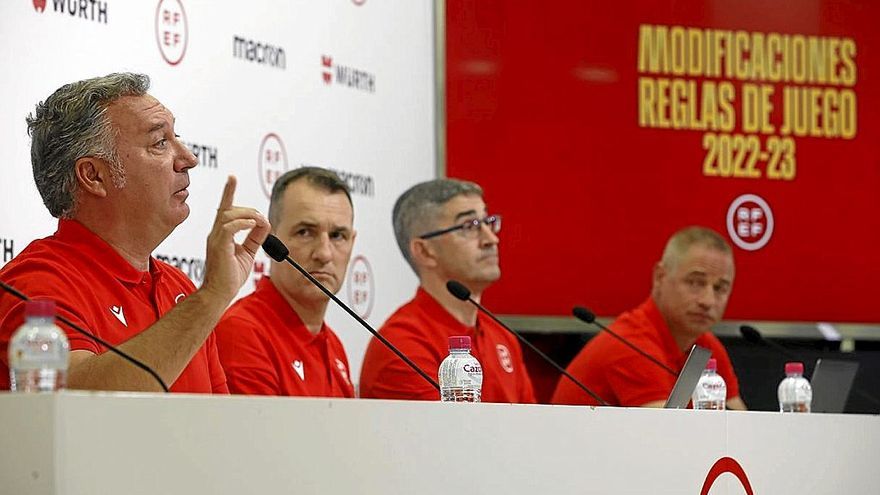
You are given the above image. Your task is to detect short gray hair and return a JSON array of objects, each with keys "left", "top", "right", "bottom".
[
  {"left": 660, "top": 226, "right": 733, "bottom": 269},
  {"left": 26, "top": 72, "right": 150, "bottom": 218},
  {"left": 268, "top": 166, "right": 353, "bottom": 229},
  {"left": 392, "top": 178, "right": 483, "bottom": 271}
]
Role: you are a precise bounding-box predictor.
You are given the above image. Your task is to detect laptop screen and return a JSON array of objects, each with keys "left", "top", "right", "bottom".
[{"left": 665, "top": 345, "right": 712, "bottom": 409}]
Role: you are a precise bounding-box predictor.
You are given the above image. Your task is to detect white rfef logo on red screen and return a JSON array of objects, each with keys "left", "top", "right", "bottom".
[
  {"left": 726, "top": 194, "right": 774, "bottom": 251},
  {"left": 346, "top": 255, "right": 375, "bottom": 319},
  {"left": 155, "top": 0, "right": 188, "bottom": 66},
  {"left": 258, "top": 133, "right": 289, "bottom": 199}
]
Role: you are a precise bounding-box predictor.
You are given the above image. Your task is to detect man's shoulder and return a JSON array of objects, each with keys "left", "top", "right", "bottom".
[{"left": 1, "top": 236, "right": 96, "bottom": 291}]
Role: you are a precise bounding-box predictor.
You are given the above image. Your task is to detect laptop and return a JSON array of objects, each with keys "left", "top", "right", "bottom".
[
  {"left": 810, "top": 358, "right": 859, "bottom": 414},
  {"left": 664, "top": 345, "right": 712, "bottom": 409}
]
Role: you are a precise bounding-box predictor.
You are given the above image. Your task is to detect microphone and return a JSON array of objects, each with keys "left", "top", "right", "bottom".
[
  {"left": 572, "top": 306, "right": 677, "bottom": 377},
  {"left": 740, "top": 324, "right": 880, "bottom": 409},
  {"left": 0, "top": 279, "right": 170, "bottom": 392},
  {"left": 446, "top": 280, "right": 609, "bottom": 406},
  {"left": 262, "top": 234, "right": 439, "bottom": 391},
  {"left": 740, "top": 324, "right": 800, "bottom": 360}
]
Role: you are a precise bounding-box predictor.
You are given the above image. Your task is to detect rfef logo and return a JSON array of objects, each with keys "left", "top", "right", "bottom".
[
  {"left": 726, "top": 194, "right": 774, "bottom": 251},
  {"left": 258, "top": 133, "right": 288, "bottom": 199},
  {"left": 700, "top": 457, "right": 754, "bottom": 495},
  {"left": 346, "top": 255, "right": 375, "bottom": 319},
  {"left": 155, "top": 0, "right": 188, "bottom": 66}
]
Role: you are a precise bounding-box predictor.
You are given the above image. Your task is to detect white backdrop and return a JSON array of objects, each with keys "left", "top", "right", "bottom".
[{"left": 0, "top": 0, "right": 436, "bottom": 384}]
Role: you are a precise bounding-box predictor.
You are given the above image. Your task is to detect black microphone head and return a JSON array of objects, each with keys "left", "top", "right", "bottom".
[
  {"left": 262, "top": 234, "right": 290, "bottom": 262},
  {"left": 572, "top": 306, "right": 597, "bottom": 324},
  {"left": 446, "top": 280, "right": 471, "bottom": 301},
  {"left": 739, "top": 325, "right": 763, "bottom": 343}
]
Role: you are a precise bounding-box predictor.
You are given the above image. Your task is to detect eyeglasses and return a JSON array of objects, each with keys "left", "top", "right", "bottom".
[{"left": 418, "top": 214, "right": 502, "bottom": 240}]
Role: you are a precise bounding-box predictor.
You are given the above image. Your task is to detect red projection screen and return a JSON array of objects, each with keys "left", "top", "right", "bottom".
[{"left": 445, "top": 0, "right": 879, "bottom": 324}]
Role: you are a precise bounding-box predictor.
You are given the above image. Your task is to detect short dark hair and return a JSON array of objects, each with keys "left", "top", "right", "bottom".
[{"left": 268, "top": 166, "right": 353, "bottom": 229}]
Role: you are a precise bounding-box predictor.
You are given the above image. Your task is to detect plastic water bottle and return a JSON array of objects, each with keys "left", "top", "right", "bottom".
[
  {"left": 692, "top": 358, "right": 726, "bottom": 410},
  {"left": 8, "top": 300, "right": 70, "bottom": 392},
  {"left": 438, "top": 336, "right": 482, "bottom": 402},
  {"left": 778, "top": 362, "right": 812, "bottom": 413}
]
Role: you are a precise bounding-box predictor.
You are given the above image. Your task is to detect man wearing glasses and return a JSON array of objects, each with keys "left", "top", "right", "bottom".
[{"left": 359, "top": 179, "right": 536, "bottom": 403}]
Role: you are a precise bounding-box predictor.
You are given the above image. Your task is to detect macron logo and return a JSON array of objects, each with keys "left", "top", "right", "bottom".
[
  {"left": 110, "top": 305, "right": 127, "bottom": 327},
  {"left": 292, "top": 360, "right": 305, "bottom": 381}
]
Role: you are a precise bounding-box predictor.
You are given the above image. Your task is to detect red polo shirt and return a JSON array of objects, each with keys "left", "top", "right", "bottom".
[
  {"left": 214, "top": 277, "right": 354, "bottom": 397},
  {"left": 359, "top": 287, "right": 536, "bottom": 403},
  {"left": 0, "top": 219, "right": 228, "bottom": 393},
  {"left": 551, "top": 297, "right": 739, "bottom": 406}
]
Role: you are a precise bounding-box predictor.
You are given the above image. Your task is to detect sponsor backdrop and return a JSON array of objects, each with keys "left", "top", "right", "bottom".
[
  {"left": 447, "top": 0, "right": 879, "bottom": 324},
  {"left": 0, "top": 0, "right": 436, "bottom": 383}
]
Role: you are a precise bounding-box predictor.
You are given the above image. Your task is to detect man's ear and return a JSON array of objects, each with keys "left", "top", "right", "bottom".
[
  {"left": 652, "top": 261, "right": 666, "bottom": 293},
  {"left": 409, "top": 238, "right": 438, "bottom": 270},
  {"left": 73, "top": 156, "right": 112, "bottom": 198}
]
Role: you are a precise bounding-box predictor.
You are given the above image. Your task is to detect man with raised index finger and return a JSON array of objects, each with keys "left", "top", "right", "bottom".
[{"left": 0, "top": 72, "right": 270, "bottom": 393}]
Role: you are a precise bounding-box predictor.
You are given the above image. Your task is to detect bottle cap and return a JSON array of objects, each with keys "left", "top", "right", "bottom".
[
  {"left": 448, "top": 335, "right": 471, "bottom": 351},
  {"left": 706, "top": 358, "right": 717, "bottom": 371},
  {"left": 785, "top": 362, "right": 804, "bottom": 375},
  {"left": 25, "top": 299, "right": 56, "bottom": 318}
]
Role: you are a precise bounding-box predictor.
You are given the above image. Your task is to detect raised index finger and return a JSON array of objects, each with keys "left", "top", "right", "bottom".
[{"left": 218, "top": 175, "right": 237, "bottom": 211}]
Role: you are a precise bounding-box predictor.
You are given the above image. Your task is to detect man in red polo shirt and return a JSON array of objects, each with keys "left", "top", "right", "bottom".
[
  {"left": 215, "top": 168, "right": 355, "bottom": 397},
  {"left": 359, "top": 179, "right": 535, "bottom": 403},
  {"left": 551, "top": 227, "right": 747, "bottom": 409},
  {"left": 0, "top": 73, "right": 270, "bottom": 393}
]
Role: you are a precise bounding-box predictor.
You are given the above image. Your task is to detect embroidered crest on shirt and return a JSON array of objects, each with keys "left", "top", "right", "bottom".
[
  {"left": 496, "top": 344, "right": 514, "bottom": 373},
  {"left": 335, "top": 358, "right": 351, "bottom": 386},
  {"left": 109, "top": 305, "right": 127, "bottom": 327},
  {"left": 292, "top": 360, "right": 305, "bottom": 381}
]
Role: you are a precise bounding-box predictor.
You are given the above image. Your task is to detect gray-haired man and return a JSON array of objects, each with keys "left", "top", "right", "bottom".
[
  {"left": 359, "top": 178, "right": 535, "bottom": 403},
  {"left": 0, "top": 73, "right": 269, "bottom": 392}
]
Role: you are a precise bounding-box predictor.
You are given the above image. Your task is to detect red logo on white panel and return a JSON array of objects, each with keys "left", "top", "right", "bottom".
[
  {"left": 346, "top": 255, "right": 375, "bottom": 319},
  {"left": 726, "top": 194, "right": 774, "bottom": 251},
  {"left": 496, "top": 344, "right": 514, "bottom": 373},
  {"left": 155, "top": 0, "right": 188, "bottom": 66},
  {"left": 33, "top": 0, "right": 47, "bottom": 12},
  {"left": 258, "top": 133, "right": 288, "bottom": 199},
  {"left": 322, "top": 55, "right": 333, "bottom": 84},
  {"left": 700, "top": 457, "right": 754, "bottom": 494}
]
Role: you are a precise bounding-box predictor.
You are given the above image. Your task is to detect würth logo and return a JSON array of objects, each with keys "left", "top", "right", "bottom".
[
  {"left": 234, "top": 36, "right": 286, "bottom": 69},
  {"left": 0, "top": 237, "right": 15, "bottom": 263},
  {"left": 183, "top": 141, "right": 219, "bottom": 168},
  {"left": 155, "top": 0, "right": 188, "bottom": 66},
  {"left": 36, "top": 0, "right": 108, "bottom": 23},
  {"left": 321, "top": 55, "right": 376, "bottom": 93}
]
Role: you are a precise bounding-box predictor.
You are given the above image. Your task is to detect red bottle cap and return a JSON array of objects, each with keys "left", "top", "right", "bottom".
[
  {"left": 448, "top": 336, "right": 471, "bottom": 351},
  {"left": 785, "top": 362, "right": 804, "bottom": 375},
  {"left": 25, "top": 300, "right": 56, "bottom": 318},
  {"left": 706, "top": 358, "right": 717, "bottom": 371}
]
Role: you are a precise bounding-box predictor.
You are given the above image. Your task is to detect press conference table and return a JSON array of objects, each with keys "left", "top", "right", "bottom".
[{"left": 0, "top": 392, "right": 877, "bottom": 494}]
